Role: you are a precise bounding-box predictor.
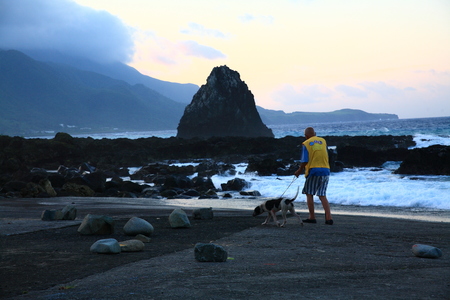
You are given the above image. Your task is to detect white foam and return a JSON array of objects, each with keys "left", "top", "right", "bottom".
[
  {"left": 211, "top": 164, "right": 450, "bottom": 210},
  {"left": 412, "top": 134, "right": 450, "bottom": 149}
]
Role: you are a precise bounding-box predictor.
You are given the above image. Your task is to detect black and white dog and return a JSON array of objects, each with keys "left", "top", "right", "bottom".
[{"left": 252, "top": 187, "right": 303, "bottom": 227}]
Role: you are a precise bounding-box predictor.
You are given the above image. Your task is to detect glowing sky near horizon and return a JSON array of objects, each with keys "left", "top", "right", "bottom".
[{"left": 1, "top": 0, "right": 449, "bottom": 119}]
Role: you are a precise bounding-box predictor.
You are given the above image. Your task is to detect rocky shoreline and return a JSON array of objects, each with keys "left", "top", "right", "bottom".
[{"left": 0, "top": 133, "right": 448, "bottom": 199}]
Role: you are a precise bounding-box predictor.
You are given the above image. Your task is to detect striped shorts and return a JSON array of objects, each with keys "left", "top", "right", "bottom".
[{"left": 302, "top": 175, "right": 329, "bottom": 196}]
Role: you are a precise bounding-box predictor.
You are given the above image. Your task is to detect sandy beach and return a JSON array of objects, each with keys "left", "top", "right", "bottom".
[{"left": 1, "top": 196, "right": 449, "bottom": 299}]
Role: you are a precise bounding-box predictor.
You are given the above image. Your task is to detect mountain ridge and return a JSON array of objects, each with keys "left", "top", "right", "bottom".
[
  {"left": 0, "top": 49, "right": 399, "bottom": 137},
  {"left": 0, "top": 50, "right": 185, "bottom": 136}
]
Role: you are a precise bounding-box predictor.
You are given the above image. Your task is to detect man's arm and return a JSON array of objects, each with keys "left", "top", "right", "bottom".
[
  {"left": 295, "top": 145, "right": 308, "bottom": 177},
  {"left": 294, "top": 162, "right": 307, "bottom": 177}
]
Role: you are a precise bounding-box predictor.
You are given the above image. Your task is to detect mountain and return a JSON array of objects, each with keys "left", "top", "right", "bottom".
[
  {"left": 0, "top": 50, "right": 186, "bottom": 136},
  {"left": 257, "top": 107, "right": 398, "bottom": 125},
  {"left": 0, "top": 49, "right": 399, "bottom": 137},
  {"left": 21, "top": 49, "right": 199, "bottom": 104}
]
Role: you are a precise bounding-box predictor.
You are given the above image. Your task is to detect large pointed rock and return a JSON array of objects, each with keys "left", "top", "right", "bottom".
[{"left": 177, "top": 65, "right": 274, "bottom": 139}]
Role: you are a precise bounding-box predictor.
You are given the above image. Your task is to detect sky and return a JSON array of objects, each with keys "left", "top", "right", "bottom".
[{"left": 1, "top": 0, "right": 450, "bottom": 119}]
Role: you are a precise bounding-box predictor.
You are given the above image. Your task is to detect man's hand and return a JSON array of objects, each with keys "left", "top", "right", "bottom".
[{"left": 294, "top": 163, "right": 307, "bottom": 177}]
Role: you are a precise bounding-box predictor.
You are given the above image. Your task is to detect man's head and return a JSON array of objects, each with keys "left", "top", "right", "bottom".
[{"left": 304, "top": 127, "right": 316, "bottom": 139}]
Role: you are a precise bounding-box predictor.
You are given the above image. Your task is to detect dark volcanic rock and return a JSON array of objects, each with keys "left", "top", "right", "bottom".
[
  {"left": 395, "top": 145, "right": 450, "bottom": 175},
  {"left": 176, "top": 65, "right": 274, "bottom": 139}
]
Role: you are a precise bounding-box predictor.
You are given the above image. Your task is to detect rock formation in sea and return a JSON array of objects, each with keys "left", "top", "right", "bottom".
[{"left": 176, "top": 65, "right": 274, "bottom": 139}]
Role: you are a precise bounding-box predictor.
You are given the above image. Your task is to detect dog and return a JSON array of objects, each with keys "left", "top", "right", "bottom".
[{"left": 252, "top": 187, "right": 303, "bottom": 227}]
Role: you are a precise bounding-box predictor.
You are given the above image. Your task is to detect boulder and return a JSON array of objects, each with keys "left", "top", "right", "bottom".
[
  {"left": 1, "top": 180, "right": 27, "bottom": 193},
  {"left": 134, "top": 234, "right": 152, "bottom": 243},
  {"left": 160, "top": 189, "right": 178, "bottom": 198},
  {"left": 411, "top": 244, "right": 443, "bottom": 258},
  {"left": 192, "top": 207, "right": 214, "bottom": 220},
  {"left": 21, "top": 182, "right": 47, "bottom": 197},
  {"left": 47, "top": 173, "right": 65, "bottom": 188},
  {"left": 61, "top": 204, "right": 77, "bottom": 220},
  {"left": 77, "top": 214, "right": 115, "bottom": 235},
  {"left": 169, "top": 208, "right": 191, "bottom": 228},
  {"left": 90, "top": 238, "right": 121, "bottom": 254},
  {"left": 194, "top": 243, "right": 228, "bottom": 262},
  {"left": 41, "top": 209, "right": 63, "bottom": 221},
  {"left": 119, "top": 239, "right": 145, "bottom": 252},
  {"left": 62, "top": 182, "right": 95, "bottom": 197},
  {"left": 245, "top": 157, "right": 285, "bottom": 176},
  {"left": 177, "top": 65, "right": 274, "bottom": 139},
  {"left": 40, "top": 179, "right": 57, "bottom": 197},
  {"left": 29, "top": 168, "right": 49, "bottom": 183},
  {"left": 240, "top": 190, "right": 261, "bottom": 196},
  {"left": 182, "top": 189, "right": 200, "bottom": 197},
  {"left": 123, "top": 217, "right": 154, "bottom": 236},
  {"left": 192, "top": 176, "right": 216, "bottom": 192},
  {"left": 395, "top": 145, "right": 450, "bottom": 175},
  {"left": 221, "top": 178, "right": 249, "bottom": 191},
  {"left": 120, "top": 181, "right": 144, "bottom": 193},
  {"left": 82, "top": 171, "right": 106, "bottom": 192}
]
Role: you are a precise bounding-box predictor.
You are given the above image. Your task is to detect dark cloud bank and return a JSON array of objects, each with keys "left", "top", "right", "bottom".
[{"left": 0, "top": 0, "right": 135, "bottom": 63}]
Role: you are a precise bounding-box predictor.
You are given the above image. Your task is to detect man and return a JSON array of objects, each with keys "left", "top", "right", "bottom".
[{"left": 294, "top": 127, "right": 333, "bottom": 225}]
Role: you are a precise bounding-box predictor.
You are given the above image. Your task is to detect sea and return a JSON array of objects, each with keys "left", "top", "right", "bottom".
[{"left": 30, "top": 117, "right": 450, "bottom": 218}]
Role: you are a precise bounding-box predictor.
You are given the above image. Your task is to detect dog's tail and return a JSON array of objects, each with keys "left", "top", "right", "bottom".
[{"left": 285, "top": 186, "right": 300, "bottom": 205}]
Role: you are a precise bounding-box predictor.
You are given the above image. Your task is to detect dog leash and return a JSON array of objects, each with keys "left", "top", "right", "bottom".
[{"left": 279, "top": 175, "right": 297, "bottom": 198}]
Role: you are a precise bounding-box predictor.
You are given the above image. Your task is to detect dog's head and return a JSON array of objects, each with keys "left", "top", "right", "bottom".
[{"left": 252, "top": 205, "right": 263, "bottom": 217}]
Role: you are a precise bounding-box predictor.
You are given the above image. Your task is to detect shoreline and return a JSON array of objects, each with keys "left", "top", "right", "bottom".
[{"left": 1, "top": 196, "right": 449, "bottom": 231}]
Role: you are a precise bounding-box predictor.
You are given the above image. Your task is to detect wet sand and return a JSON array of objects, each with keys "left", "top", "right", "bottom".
[{"left": 1, "top": 197, "right": 449, "bottom": 299}]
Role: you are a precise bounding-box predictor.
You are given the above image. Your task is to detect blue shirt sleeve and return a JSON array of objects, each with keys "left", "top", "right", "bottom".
[{"left": 301, "top": 145, "right": 309, "bottom": 162}]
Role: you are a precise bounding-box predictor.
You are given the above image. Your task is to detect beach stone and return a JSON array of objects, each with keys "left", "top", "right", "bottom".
[
  {"left": 77, "top": 214, "right": 115, "bottom": 235},
  {"left": 41, "top": 209, "right": 63, "bottom": 221},
  {"left": 41, "top": 179, "right": 57, "bottom": 197},
  {"left": 61, "top": 204, "right": 77, "bottom": 220},
  {"left": 123, "top": 217, "right": 154, "bottom": 236},
  {"left": 221, "top": 178, "right": 249, "bottom": 191},
  {"left": 192, "top": 207, "right": 214, "bottom": 220},
  {"left": 169, "top": 208, "right": 191, "bottom": 228},
  {"left": 62, "top": 182, "right": 95, "bottom": 197},
  {"left": 90, "top": 238, "right": 121, "bottom": 254},
  {"left": 119, "top": 239, "right": 145, "bottom": 252},
  {"left": 183, "top": 189, "right": 200, "bottom": 197},
  {"left": 21, "top": 182, "right": 46, "bottom": 197},
  {"left": 194, "top": 243, "right": 228, "bottom": 262},
  {"left": 82, "top": 171, "right": 106, "bottom": 192},
  {"left": 134, "top": 234, "right": 152, "bottom": 243},
  {"left": 240, "top": 190, "right": 261, "bottom": 196},
  {"left": 411, "top": 244, "right": 443, "bottom": 258}
]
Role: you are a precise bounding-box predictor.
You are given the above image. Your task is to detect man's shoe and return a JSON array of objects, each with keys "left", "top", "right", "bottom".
[
  {"left": 303, "top": 219, "right": 317, "bottom": 223},
  {"left": 325, "top": 220, "right": 334, "bottom": 225}
]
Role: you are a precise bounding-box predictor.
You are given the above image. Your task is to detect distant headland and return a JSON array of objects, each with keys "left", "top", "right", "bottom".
[{"left": 0, "top": 49, "right": 398, "bottom": 137}]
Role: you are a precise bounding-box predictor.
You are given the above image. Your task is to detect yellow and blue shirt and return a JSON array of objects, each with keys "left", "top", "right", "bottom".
[{"left": 301, "top": 136, "right": 330, "bottom": 177}]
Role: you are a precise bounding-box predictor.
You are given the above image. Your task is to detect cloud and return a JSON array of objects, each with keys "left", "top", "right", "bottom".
[
  {"left": 358, "top": 81, "right": 403, "bottom": 98},
  {"left": 238, "top": 14, "right": 274, "bottom": 25},
  {"left": 179, "top": 40, "right": 226, "bottom": 60},
  {"left": 239, "top": 14, "right": 255, "bottom": 23},
  {"left": 272, "top": 84, "right": 332, "bottom": 107},
  {"left": 335, "top": 85, "right": 368, "bottom": 98},
  {"left": 404, "top": 87, "right": 416, "bottom": 92},
  {"left": 0, "top": 0, "right": 135, "bottom": 63},
  {"left": 180, "top": 23, "right": 227, "bottom": 38}
]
